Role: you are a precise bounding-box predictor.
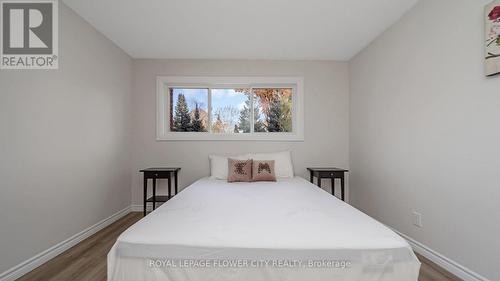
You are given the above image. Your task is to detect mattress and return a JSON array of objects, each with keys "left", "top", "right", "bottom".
[{"left": 108, "top": 177, "right": 420, "bottom": 281}]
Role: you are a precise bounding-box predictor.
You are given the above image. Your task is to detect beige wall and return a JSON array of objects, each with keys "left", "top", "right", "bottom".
[
  {"left": 350, "top": 0, "right": 500, "bottom": 280},
  {"left": 0, "top": 4, "right": 132, "bottom": 274},
  {"left": 131, "top": 59, "right": 350, "bottom": 205}
]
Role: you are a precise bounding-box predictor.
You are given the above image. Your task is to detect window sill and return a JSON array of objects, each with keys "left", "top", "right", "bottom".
[{"left": 156, "top": 132, "right": 304, "bottom": 142}]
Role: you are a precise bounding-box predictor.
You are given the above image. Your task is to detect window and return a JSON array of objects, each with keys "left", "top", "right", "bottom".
[
  {"left": 211, "top": 88, "right": 249, "bottom": 134},
  {"left": 157, "top": 76, "right": 303, "bottom": 141},
  {"left": 252, "top": 88, "right": 293, "bottom": 133}
]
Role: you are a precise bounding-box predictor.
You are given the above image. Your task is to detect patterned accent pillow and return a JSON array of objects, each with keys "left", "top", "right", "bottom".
[
  {"left": 252, "top": 160, "right": 276, "bottom": 182},
  {"left": 227, "top": 159, "right": 253, "bottom": 182}
]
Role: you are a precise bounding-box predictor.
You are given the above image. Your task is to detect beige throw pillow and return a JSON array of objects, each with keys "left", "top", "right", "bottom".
[
  {"left": 252, "top": 160, "right": 277, "bottom": 182},
  {"left": 227, "top": 159, "right": 252, "bottom": 182}
]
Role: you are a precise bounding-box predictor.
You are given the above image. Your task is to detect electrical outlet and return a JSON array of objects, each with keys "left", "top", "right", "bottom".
[{"left": 412, "top": 211, "right": 423, "bottom": 228}]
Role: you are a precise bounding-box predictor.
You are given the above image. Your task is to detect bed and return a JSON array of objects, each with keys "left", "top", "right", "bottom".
[{"left": 108, "top": 177, "right": 420, "bottom": 281}]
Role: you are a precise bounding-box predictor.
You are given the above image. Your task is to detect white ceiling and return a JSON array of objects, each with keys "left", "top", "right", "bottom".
[{"left": 63, "top": 0, "right": 418, "bottom": 60}]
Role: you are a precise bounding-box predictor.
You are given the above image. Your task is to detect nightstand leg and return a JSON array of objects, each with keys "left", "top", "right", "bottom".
[
  {"left": 143, "top": 176, "right": 147, "bottom": 216},
  {"left": 309, "top": 171, "right": 313, "bottom": 183},
  {"left": 167, "top": 174, "right": 171, "bottom": 199},
  {"left": 152, "top": 177, "right": 156, "bottom": 210},
  {"left": 317, "top": 177, "right": 321, "bottom": 188},
  {"left": 175, "top": 172, "right": 178, "bottom": 195},
  {"left": 331, "top": 178, "right": 335, "bottom": 196},
  {"left": 340, "top": 175, "right": 345, "bottom": 201}
]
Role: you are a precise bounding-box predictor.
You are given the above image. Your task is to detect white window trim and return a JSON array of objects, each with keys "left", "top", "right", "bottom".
[{"left": 157, "top": 76, "right": 304, "bottom": 141}]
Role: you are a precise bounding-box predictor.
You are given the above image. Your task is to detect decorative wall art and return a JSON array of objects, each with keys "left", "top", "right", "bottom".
[{"left": 486, "top": 0, "right": 500, "bottom": 76}]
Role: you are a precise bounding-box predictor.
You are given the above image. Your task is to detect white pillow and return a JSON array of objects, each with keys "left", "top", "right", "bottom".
[
  {"left": 248, "top": 151, "right": 294, "bottom": 178},
  {"left": 209, "top": 154, "right": 249, "bottom": 179}
]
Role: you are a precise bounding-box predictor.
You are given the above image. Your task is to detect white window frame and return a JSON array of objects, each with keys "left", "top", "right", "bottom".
[{"left": 157, "top": 76, "right": 304, "bottom": 141}]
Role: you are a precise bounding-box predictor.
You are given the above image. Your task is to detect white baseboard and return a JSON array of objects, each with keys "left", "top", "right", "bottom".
[
  {"left": 0, "top": 206, "right": 131, "bottom": 281},
  {"left": 392, "top": 229, "right": 490, "bottom": 281},
  {"left": 130, "top": 204, "right": 146, "bottom": 212}
]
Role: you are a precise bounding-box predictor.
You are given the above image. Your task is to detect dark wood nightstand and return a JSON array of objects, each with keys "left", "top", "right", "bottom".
[
  {"left": 307, "top": 168, "right": 348, "bottom": 201},
  {"left": 140, "top": 167, "right": 181, "bottom": 216}
]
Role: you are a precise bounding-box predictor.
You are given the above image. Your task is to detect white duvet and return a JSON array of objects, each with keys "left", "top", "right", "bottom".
[{"left": 108, "top": 177, "right": 420, "bottom": 281}]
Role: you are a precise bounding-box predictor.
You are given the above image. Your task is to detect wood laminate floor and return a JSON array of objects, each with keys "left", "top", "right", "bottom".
[{"left": 17, "top": 212, "right": 462, "bottom": 281}]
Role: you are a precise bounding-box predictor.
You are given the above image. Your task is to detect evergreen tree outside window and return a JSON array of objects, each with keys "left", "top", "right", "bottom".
[
  {"left": 238, "top": 92, "right": 264, "bottom": 133},
  {"left": 252, "top": 88, "right": 292, "bottom": 133},
  {"left": 169, "top": 88, "right": 208, "bottom": 132},
  {"left": 191, "top": 102, "right": 205, "bottom": 132},
  {"left": 173, "top": 94, "right": 191, "bottom": 131}
]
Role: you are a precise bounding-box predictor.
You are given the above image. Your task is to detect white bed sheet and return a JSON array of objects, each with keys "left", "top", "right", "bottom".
[{"left": 108, "top": 177, "right": 420, "bottom": 281}]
